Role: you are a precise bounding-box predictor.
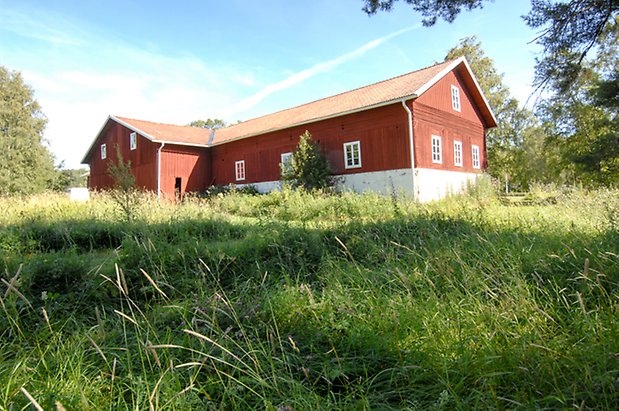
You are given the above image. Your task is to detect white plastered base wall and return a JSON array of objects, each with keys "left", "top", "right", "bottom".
[
  {"left": 415, "top": 168, "right": 479, "bottom": 202},
  {"left": 338, "top": 168, "right": 414, "bottom": 196},
  {"left": 241, "top": 180, "right": 280, "bottom": 193},
  {"left": 238, "top": 168, "right": 415, "bottom": 197},
  {"left": 237, "top": 167, "right": 479, "bottom": 202}
]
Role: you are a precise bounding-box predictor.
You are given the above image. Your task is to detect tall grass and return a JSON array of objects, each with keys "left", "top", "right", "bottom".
[{"left": 0, "top": 188, "right": 617, "bottom": 409}]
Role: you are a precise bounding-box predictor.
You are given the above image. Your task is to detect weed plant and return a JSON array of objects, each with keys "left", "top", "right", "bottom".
[{"left": 0, "top": 188, "right": 617, "bottom": 409}]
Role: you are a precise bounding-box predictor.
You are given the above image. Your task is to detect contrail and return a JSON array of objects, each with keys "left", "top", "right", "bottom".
[{"left": 229, "top": 25, "right": 421, "bottom": 115}]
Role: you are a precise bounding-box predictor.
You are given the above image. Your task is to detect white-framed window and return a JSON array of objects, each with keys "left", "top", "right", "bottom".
[
  {"left": 451, "top": 85, "right": 461, "bottom": 112},
  {"left": 453, "top": 140, "right": 463, "bottom": 167},
  {"left": 100, "top": 143, "right": 107, "bottom": 160},
  {"left": 280, "top": 152, "right": 293, "bottom": 175},
  {"left": 130, "top": 132, "right": 137, "bottom": 150},
  {"left": 235, "top": 160, "right": 246, "bottom": 181},
  {"left": 343, "top": 141, "right": 361, "bottom": 169},
  {"left": 472, "top": 145, "right": 481, "bottom": 169},
  {"left": 431, "top": 135, "right": 442, "bottom": 164}
]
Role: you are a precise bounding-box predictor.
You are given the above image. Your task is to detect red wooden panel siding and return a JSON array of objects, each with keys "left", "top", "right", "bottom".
[
  {"left": 415, "top": 70, "right": 485, "bottom": 125},
  {"left": 160, "top": 146, "right": 211, "bottom": 197},
  {"left": 412, "top": 72, "right": 487, "bottom": 172},
  {"left": 88, "top": 121, "right": 158, "bottom": 191},
  {"left": 86, "top": 61, "right": 493, "bottom": 198},
  {"left": 211, "top": 103, "right": 411, "bottom": 185}
]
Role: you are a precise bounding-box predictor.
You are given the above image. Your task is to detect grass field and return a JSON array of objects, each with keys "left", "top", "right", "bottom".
[{"left": 0, "top": 188, "right": 617, "bottom": 410}]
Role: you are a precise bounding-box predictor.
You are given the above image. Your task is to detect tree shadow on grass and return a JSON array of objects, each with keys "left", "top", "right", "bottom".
[
  {"left": 1, "top": 211, "right": 617, "bottom": 408},
  {"left": 1, "top": 210, "right": 617, "bottom": 308}
]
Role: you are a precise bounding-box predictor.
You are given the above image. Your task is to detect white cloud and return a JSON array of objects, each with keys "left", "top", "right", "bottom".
[
  {"left": 34, "top": 66, "right": 233, "bottom": 168},
  {"left": 3, "top": 2, "right": 420, "bottom": 169},
  {"left": 11, "top": 26, "right": 255, "bottom": 168},
  {"left": 35, "top": 24, "right": 421, "bottom": 168}
]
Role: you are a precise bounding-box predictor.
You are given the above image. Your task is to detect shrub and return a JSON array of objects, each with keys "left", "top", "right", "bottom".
[
  {"left": 107, "top": 144, "right": 141, "bottom": 222},
  {"left": 282, "top": 131, "right": 335, "bottom": 191},
  {"left": 195, "top": 183, "right": 260, "bottom": 199}
]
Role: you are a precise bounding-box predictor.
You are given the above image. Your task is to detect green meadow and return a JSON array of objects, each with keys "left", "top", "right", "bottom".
[{"left": 0, "top": 188, "right": 617, "bottom": 410}]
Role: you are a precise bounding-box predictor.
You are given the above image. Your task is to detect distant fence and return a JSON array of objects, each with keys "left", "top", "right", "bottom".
[{"left": 498, "top": 192, "right": 558, "bottom": 206}]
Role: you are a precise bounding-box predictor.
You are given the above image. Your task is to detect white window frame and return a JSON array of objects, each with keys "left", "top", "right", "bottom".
[
  {"left": 100, "top": 143, "right": 107, "bottom": 160},
  {"left": 343, "top": 141, "right": 361, "bottom": 169},
  {"left": 431, "top": 135, "right": 442, "bottom": 164},
  {"left": 453, "top": 140, "right": 463, "bottom": 167},
  {"left": 472, "top": 145, "right": 481, "bottom": 169},
  {"left": 130, "top": 132, "right": 137, "bottom": 150},
  {"left": 235, "top": 160, "right": 246, "bottom": 181},
  {"left": 280, "top": 152, "right": 293, "bottom": 175},
  {"left": 451, "top": 85, "right": 461, "bottom": 112}
]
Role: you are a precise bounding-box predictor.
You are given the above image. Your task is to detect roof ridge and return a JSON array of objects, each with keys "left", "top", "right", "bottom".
[
  {"left": 221, "top": 59, "right": 455, "bottom": 131},
  {"left": 114, "top": 115, "right": 211, "bottom": 130}
]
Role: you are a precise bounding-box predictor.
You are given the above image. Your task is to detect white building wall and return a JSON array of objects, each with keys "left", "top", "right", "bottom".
[
  {"left": 241, "top": 180, "right": 280, "bottom": 193},
  {"left": 415, "top": 168, "right": 479, "bottom": 202},
  {"left": 237, "top": 169, "right": 415, "bottom": 196},
  {"left": 237, "top": 167, "right": 479, "bottom": 202},
  {"left": 338, "top": 168, "right": 414, "bottom": 196}
]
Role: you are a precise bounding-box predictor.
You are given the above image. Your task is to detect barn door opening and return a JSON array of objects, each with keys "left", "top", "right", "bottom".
[{"left": 175, "top": 177, "right": 182, "bottom": 202}]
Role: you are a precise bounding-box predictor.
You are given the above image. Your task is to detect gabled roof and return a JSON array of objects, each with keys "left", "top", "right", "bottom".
[
  {"left": 81, "top": 115, "right": 213, "bottom": 163},
  {"left": 82, "top": 57, "right": 497, "bottom": 164},
  {"left": 113, "top": 116, "right": 213, "bottom": 146},
  {"left": 213, "top": 59, "right": 455, "bottom": 144},
  {"left": 213, "top": 57, "right": 497, "bottom": 144}
]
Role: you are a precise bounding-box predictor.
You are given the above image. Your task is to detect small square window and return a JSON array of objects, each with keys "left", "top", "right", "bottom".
[
  {"left": 451, "top": 85, "right": 461, "bottom": 112},
  {"left": 343, "top": 141, "right": 361, "bottom": 169},
  {"left": 130, "top": 132, "right": 137, "bottom": 150},
  {"left": 101, "top": 143, "right": 107, "bottom": 160},
  {"left": 472, "top": 145, "right": 481, "bottom": 169},
  {"left": 431, "top": 135, "right": 442, "bottom": 164},
  {"left": 235, "top": 160, "right": 246, "bottom": 181},
  {"left": 454, "top": 141, "right": 463, "bottom": 167},
  {"left": 280, "top": 152, "right": 293, "bottom": 175}
]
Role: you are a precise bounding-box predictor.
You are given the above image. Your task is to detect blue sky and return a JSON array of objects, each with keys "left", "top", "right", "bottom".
[{"left": 0, "top": 0, "right": 540, "bottom": 169}]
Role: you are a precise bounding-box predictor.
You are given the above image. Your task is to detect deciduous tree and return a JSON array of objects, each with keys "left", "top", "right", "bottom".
[
  {"left": 445, "top": 37, "right": 551, "bottom": 190},
  {"left": 363, "top": 1, "right": 619, "bottom": 94},
  {"left": 189, "top": 118, "right": 226, "bottom": 129},
  {"left": 538, "top": 62, "right": 619, "bottom": 186},
  {"left": 51, "top": 164, "right": 89, "bottom": 191},
  {"left": 0, "top": 65, "right": 55, "bottom": 195}
]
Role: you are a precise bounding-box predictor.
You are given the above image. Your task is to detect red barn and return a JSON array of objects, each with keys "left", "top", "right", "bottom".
[
  {"left": 82, "top": 57, "right": 497, "bottom": 202},
  {"left": 82, "top": 117, "right": 212, "bottom": 199}
]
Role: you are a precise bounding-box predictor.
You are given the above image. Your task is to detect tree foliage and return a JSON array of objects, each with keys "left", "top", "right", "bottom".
[
  {"left": 363, "top": 1, "right": 619, "bottom": 187},
  {"left": 538, "top": 60, "right": 619, "bottom": 186},
  {"left": 524, "top": 0, "right": 619, "bottom": 92},
  {"left": 445, "top": 37, "right": 551, "bottom": 190},
  {"left": 362, "top": 0, "right": 486, "bottom": 26},
  {"left": 364, "top": 1, "right": 619, "bottom": 94},
  {"left": 0, "top": 65, "right": 55, "bottom": 195},
  {"left": 189, "top": 118, "right": 226, "bottom": 129},
  {"left": 51, "top": 166, "right": 89, "bottom": 191},
  {"left": 281, "top": 131, "right": 335, "bottom": 191},
  {"left": 530, "top": 0, "right": 619, "bottom": 187}
]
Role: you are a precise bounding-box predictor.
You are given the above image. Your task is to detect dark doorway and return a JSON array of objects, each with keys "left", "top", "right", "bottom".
[{"left": 175, "top": 177, "right": 182, "bottom": 202}]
